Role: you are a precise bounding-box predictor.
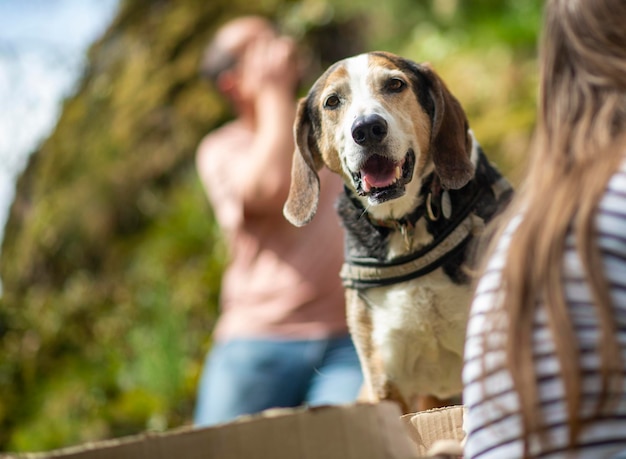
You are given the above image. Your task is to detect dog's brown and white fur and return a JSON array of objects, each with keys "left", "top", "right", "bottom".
[{"left": 284, "top": 52, "right": 512, "bottom": 413}]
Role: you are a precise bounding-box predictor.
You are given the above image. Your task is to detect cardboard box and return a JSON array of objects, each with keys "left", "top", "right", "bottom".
[
  {"left": 401, "top": 406, "right": 465, "bottom": 457},
  {"left": 4, "top": 402, "right": 420, "bottom": 459},
  {"left": 3, "top": 403, "right": 465, "bottom": 459}
]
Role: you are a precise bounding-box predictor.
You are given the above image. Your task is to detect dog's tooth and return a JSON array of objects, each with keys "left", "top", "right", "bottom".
[{"left": 395, "top": 166, "right": 402, "bottom": 179}]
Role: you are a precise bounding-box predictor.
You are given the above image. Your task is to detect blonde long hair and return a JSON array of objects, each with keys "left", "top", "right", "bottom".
[{"left": 481, "top": 0, "right": 626, "bottom": 455}]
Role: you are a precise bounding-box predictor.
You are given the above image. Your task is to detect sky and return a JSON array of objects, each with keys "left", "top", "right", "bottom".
[{"left": 0, "top": 0, "right": 119, "bottom": 279}]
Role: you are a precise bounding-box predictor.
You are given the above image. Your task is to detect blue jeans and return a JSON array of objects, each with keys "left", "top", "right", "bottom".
[{"left": 194, "top": 334, "right": 364, "bottom": 426}]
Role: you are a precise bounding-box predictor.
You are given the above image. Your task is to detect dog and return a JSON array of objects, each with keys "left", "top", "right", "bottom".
[{"left": 283, "top": 51, "right": 512, "bottom": 413}]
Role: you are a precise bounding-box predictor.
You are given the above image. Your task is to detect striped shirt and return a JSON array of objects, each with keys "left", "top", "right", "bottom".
[{"left": 463, "top": 165, "right": 626, "bottom": 459}]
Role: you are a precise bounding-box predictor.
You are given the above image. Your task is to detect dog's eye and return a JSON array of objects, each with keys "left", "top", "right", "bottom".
[
  {"left": 386, "top": 78, "right": 406, "bottom": 92},
  {"left": 324, "top": 95, "right": 341, "bottom": 109}
]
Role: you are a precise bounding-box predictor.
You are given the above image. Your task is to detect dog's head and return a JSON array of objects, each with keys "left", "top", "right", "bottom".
[{"left": 284, "top": 51, "right": 475, "bottom": 227}]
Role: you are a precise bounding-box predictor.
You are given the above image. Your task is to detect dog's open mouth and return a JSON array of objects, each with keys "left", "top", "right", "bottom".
[{"left": 352, "top": 149, "right": 415, "bottom": 204}]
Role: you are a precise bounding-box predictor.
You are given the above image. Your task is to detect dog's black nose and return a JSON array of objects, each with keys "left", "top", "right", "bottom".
[{"left": 351, "top": 114, "right": 388, "bottom": 146}]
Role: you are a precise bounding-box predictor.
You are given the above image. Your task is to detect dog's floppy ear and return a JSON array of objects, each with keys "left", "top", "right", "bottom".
[
  {"left": 421, "top": 64, "right": 474, "bottom": 190},
  {"left": 283, "top": 97, "right": 324, "bottom": 227}
]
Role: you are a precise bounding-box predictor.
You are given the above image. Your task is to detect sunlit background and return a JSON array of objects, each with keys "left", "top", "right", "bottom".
[
  {"left": 0, "top": 0, "right": 541, "bottom": 453},
  {"left": 0, "top": 0, "right": 119, "bottom": 284}
]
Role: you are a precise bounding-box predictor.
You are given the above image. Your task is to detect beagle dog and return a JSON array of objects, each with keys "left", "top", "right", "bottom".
[{"left": 284, "top": 51, "right": 512, "bottom": 413}]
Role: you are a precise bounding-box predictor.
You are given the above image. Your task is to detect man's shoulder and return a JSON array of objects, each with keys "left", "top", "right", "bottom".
[
  {"left": 196, "top": 121, "right": 253, "bottom": 186},
  {"left": 197, "top": 120, "right": 250, "bottom": 157}
]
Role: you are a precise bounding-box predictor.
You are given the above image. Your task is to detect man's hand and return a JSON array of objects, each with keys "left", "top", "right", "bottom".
[{"left": 239, "top": 35, "right": 300, "bottom": 101}]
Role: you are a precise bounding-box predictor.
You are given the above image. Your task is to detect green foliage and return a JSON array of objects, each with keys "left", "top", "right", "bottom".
[
  {"left": 0, "top": 0, "right": 542, "bottom": 452},
  {"left": 1, "top": 169, "right": 223, "bottom": 451}
]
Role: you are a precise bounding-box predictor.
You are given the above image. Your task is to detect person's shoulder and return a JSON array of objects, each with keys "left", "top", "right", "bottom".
[
  {"left": 198, "top": 121, "right": 241, "bottom": 154},
  {"left": 597, "top": 161, "right": 626, "bottom": 237},
  {"left": 603, "top": 160, "right": 626, "bottom": 203},
  {"left": 609, "top": 159, "right": 626, "bottom": 189}
]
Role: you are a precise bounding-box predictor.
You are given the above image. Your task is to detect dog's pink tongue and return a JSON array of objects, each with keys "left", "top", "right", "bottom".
[
  {"left": 362, "top": 171, "right": 397, "bottom": 192},
  {"left": 361, "top": 155, "right": 397, "bottom": 192}
]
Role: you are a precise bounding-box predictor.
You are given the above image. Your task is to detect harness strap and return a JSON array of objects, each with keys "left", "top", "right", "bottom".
[{"left": 340, "top": 213, "right": 474, "bottom": 289}]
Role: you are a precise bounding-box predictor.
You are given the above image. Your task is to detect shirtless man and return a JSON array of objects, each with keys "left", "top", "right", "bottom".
[{"left": 194, "top": 16, "right": 363, "bottom": 426}]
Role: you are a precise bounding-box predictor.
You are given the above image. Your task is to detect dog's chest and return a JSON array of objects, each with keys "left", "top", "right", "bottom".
[
  {"left": 364, "top": 268, "right": 470, "bottom": 399},
  {"left": 337, "top": 199, "right": 473, "bottom": 399}
]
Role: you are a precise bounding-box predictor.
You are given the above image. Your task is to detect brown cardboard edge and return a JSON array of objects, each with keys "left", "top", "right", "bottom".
[
  {"left": 400, "top": 405, "right": 466, "bottom": 456},
  {"left": 2, "top": 402, "right": 421, "bottom": 459}
]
